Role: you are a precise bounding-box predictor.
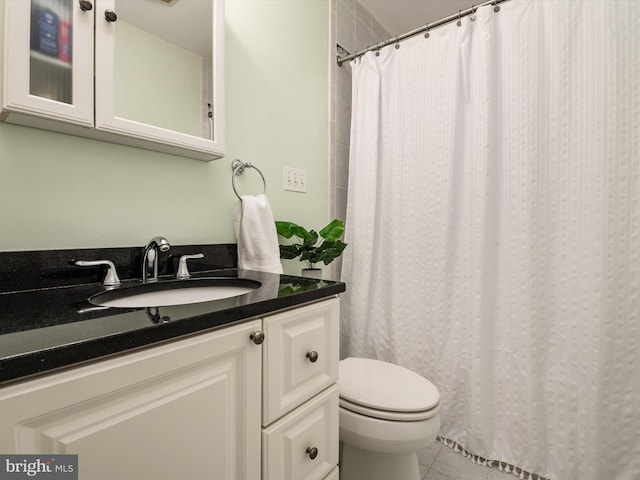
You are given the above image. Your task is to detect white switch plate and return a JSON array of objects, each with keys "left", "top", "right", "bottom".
[{"left": 283, "top": 166, "right": 307, "bottom": 193}]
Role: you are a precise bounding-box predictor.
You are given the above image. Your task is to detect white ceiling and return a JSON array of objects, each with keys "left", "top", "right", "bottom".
[{"left": 358, "top": 0, "right": 482, "bottom": 35}]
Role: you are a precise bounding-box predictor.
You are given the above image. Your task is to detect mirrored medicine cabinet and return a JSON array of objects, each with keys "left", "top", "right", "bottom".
[{"left": 1, "top": 0, "right": 225, "bottom": 161}]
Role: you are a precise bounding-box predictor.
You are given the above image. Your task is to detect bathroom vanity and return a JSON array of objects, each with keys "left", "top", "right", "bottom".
[{"left": 0, "top": 246, "right": 344, "bottom": 480}]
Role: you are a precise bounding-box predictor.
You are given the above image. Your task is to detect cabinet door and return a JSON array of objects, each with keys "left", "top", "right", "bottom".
[
  {"left": 0, "top": 321, "right": 261, "bottom": 480},
  {"left": 263, "top": 298, "right": 340, "bottom": 425},
  {"left": 262, "top": 386, "right": 339, "bottom": 480},
  {"left": 2, "top": 0, "right": 94, "bottom": 126},
  {"left": 94, "top": 0, "right": 224, "bottom": 159},
  {"left": 323, "top": 467, "right": 339, "bottom": 480}
]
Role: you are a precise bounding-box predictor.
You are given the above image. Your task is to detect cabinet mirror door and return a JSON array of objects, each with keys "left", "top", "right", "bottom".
[
  {"left": 94, "top": 0, "right": 224, "bottom": 159},
  {"left": 3, "top": 0, "right": 94, "bottom": 125}
]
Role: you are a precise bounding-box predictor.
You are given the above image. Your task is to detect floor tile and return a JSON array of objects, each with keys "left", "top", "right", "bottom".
[
  {"left": 418, "top": 441, "right": 443, "bottom": 467},
  {"left": 430, "top": 445, "right": 489, "bottom": 480},
  {"left": 424, "top": 468, "right": 456, "bottom": 480}
]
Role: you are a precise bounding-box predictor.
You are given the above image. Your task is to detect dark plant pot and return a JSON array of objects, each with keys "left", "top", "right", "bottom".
[{"left": 301, "top": 268, "right": 322, "bottom": 279}]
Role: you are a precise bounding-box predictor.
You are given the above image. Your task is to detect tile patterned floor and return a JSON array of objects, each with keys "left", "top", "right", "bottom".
[{"left": 418, "top": 440, "right": 525, "bottom": 480}]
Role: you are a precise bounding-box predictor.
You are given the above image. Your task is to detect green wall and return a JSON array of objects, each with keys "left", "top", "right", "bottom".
[{"left": 0, "top": 0, "right": 329, "bottom": 275}]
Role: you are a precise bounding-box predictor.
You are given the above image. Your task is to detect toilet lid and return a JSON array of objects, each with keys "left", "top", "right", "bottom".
[
  {"left": 338, "top": 358, "right": 440, "bottom": 413},
  {"left": 339, "top": 397, "right": 440, "bottom": 421}
]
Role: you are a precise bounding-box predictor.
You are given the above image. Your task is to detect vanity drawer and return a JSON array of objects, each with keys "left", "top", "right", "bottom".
[
  {"left": 262, "top": 386, "right": 339, "bottom": 480},
  {"left": 262, "top": 298, "right": 339, "bottom": 425}
]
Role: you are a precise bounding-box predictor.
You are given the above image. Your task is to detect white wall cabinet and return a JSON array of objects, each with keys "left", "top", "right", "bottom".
[
  {"left": 0, "top": 298, "right": 340, "bottom": 479},
  {"left": 1, "top": 0, "right": 224, "bottom": 161},
  {"left": 1, "top": 0, "right": 94, "bottom": 126}
]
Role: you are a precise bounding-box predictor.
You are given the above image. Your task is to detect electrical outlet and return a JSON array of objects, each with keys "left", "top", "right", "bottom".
[{"left": 283, "top": 167, "right": 307, "bottom": 193}]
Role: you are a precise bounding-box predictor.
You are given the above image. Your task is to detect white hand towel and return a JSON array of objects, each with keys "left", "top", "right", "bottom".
[{"left": 235, "top": 194, "right": 283, "bottom": 274}]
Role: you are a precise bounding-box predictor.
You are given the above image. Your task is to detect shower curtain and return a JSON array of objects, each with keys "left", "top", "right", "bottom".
[{"left": 341, "top": 1, "right": 640, "bottom": 479}]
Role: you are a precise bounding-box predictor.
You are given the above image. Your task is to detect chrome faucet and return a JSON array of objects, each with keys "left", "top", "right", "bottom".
[{"left": 142, "top": 236, "right": 171, "bottom": 283}]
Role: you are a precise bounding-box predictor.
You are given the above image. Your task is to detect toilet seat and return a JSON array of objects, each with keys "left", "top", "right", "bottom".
[
  {"left": 340, "top": 396, "right": 440, "bottom": 421},
  {"left": 338, "top": 358, "right": 440, "bottom": 421}
]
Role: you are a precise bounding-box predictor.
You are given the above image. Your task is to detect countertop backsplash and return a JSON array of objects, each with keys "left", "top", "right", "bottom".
[{"left": 0, "top": 244, "right": 237, "bottom": 294}]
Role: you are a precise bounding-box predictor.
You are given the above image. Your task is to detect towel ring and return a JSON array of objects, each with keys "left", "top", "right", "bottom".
[{"left": 231, "top": 159, "right": 267, "bottom": 200}]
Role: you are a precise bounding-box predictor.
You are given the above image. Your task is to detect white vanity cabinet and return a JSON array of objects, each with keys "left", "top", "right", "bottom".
[
  {"left": 0, "top": 320, "right": 262, "bottom": 479},
  {"left": 1, "top": 0, "right": 224, "bottom": 161},
  {"left": 262, "top": 297, "right": 341, "bottom": 480},
  {"left": 0, "top": 298, "right": 340, "bottom": 479}
]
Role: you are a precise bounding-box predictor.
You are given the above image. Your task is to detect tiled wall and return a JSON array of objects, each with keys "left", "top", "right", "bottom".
[{"left": 330, "top": 0, "right": 390, "bottom": 278}]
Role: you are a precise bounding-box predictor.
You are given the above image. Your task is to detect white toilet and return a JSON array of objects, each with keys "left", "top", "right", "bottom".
[{"left": 338, "top": 357, "right": 441, "bottom": 480}]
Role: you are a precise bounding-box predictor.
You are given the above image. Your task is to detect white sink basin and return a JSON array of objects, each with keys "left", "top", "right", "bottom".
[{"left": 90, "top": 277, "right": 261, "bottom": 308}]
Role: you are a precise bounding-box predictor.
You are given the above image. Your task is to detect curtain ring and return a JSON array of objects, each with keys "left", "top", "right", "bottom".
[
  {"left": 424, "top": 24, "right": 430, "bottom": 39},
  {"left": 493, "top": 0, "right": 500, "bottom": 12},
  {"left": 394, "top": 36, "right": 400, "bottom": 49},
  {"left": 456, "top": 10, "right": 462, "bottom": 27},
  {"left": 470, "top": 5, "right": 477, "bottom": 21},
  {"left": 375, "top": 42, "right": 381, "bottom": 56}
]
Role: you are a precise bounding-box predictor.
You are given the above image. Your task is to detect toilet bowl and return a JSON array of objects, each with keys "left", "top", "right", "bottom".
[{"left": 338, "top": 358, "right": 441, "bottom": 480}]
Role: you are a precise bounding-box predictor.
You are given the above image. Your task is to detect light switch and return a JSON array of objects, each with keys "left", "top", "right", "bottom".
[{"left": 283, "top": 167, "right": 307, "bottom": 193}]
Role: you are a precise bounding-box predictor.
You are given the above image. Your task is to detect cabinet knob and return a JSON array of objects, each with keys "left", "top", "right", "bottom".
[
  {"left": 306, "top": 351, "right": 319, "bottom": 363},
  {"left": 79, "top": 0, "right": 93, "bottom": 11},
  {"left": 250, "top": 331, "right": 265, "bottom": 345},
  {"left": 306, "top": 447, "right": 318, "bottom": 460},
  {"left": 104, "top": 9, "right": 118, "bottom": 22}
]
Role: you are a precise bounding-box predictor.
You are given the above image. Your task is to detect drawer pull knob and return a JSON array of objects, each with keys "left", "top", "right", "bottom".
[
  {"left": 104, "top": 9, "right": 117, "bottom": 22},
  {"left": 250, "top": 331, "right": 265, "bottom": 345},
  {"left": 79, "top": 0, "right": 93, "bottom": 11},
  {"left": 306, "top": 446, "right": 318, "bottom": 460},
  {"left": 306, "top": 351, "right": 319, "bottom": 363}
]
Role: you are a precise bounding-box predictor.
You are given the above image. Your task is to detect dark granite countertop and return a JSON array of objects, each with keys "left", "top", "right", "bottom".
[{"left": 0, "top": 246, "right": 345, "bottom": 384}]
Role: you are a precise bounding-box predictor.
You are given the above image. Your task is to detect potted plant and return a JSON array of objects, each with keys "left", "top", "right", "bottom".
[{"left": 275, "top": 219, "right": 348, "bottom": 278}]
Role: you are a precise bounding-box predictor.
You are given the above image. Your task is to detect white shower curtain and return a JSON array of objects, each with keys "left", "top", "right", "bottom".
[{"left": 341, "top": 1, "right": 640, "bottom": 479}]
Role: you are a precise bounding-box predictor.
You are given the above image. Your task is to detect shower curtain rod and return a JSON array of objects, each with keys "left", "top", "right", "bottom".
[{"left": 336, "top": 0, "right": 510, "bottom": 66}]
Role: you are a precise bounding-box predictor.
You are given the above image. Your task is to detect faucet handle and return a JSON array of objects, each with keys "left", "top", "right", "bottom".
[
  {"left": 75, "top": 260, "right": 121, "bottom": 287},
  {"left": 176, "top": 253, "right": 204, "bottom": 279}
]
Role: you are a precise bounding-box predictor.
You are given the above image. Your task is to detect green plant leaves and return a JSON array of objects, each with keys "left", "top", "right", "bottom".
[
  {"left": 275, "top": 219, "right": 348, "bottom": 269},
  {"left": 319, "top": 219, "right": 345, "bottom": 242},
  {"left": 279, "top": 244, "right": 304, "bottom": 260},
  {"left": 311, "top": 239, "right": 347, "bottom": 265},
  {"left": 275, "top": 221, "right": 313, "bottom": 242}
]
